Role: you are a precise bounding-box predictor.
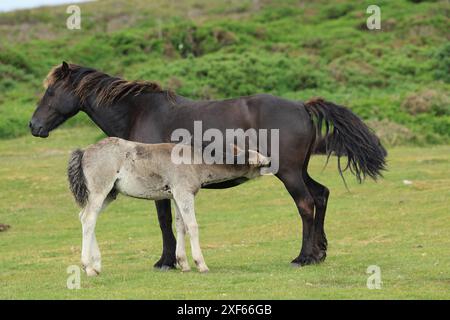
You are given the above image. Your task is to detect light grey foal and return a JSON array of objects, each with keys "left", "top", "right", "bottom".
[{"left": 68, "top": 137, "right": 270, "bottom": 276}]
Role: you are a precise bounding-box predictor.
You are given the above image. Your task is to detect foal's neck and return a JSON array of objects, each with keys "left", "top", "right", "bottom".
[{"left": 202, "top": 163, "right": 255, "bottom": 184}]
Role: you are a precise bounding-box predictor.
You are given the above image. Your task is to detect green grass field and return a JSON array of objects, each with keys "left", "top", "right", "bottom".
[
  {"left": 0, "top": 126, "right": 448, "bottom": 299},
  {"left": 0, "top": 0, "right": 448, "bottom": 300}
]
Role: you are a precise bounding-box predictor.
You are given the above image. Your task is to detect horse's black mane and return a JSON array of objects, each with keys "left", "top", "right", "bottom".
[{"left": 45, "top": 64, "right": 174, "bottom": 107}]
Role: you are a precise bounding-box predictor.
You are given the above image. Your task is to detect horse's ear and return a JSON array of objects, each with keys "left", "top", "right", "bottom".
[{"left": 61, "top": 61, "right": 69, "bottom": 75}]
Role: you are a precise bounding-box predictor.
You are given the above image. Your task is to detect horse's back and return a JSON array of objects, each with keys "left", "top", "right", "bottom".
[{"left": 169, "top": 93, "right": 309, "bottom": 132}]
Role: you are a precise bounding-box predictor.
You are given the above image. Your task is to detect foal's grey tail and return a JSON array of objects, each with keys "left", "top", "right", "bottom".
[{"left": 68, "top": 149, "right": 89, "bottom": 207}]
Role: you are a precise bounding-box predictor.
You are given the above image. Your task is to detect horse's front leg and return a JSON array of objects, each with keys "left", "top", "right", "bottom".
[
  {"left": 154, "top": 199, "right": 177, "bottom": 270},
  {"left": 173, "top": 191, "right": 209, "bottom": 273}
]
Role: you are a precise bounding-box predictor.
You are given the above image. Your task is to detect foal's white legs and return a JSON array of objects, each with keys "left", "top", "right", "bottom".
[
  {"left": 173, "top": 191, "right": 209, "bottom": 273},
  {"left": 90, "top": 233, "right": 101, "bottom": 274},
  {"left": 79, "top": 193, "right": 106, "bottom": 277},
  {"left": 174, "top": 202, "right": 190, "bottom": 272}
]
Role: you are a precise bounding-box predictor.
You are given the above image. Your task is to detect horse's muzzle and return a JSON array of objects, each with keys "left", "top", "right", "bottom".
[{"left": 29, "top": 120, "right": 49, "bottom": 138}]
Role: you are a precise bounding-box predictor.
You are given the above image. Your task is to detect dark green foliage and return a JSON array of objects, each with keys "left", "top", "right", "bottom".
[
  {"left": 134, "top": 52, "right": 323, "bottom": 98},
  {"left": 407, "top": 0, "right": 438, "bottom": 3},
  {"left": 0, "top": 47, "right": 35, "bottom": 74},
  {"left": 324, "top": 3, "right": 355, "bottom": 20},
  {"left": 433, "top": 43, "right": 450, "bottom": 83},
  {"left": 0, "top": 0, "right": 448, "bottom": 143}
]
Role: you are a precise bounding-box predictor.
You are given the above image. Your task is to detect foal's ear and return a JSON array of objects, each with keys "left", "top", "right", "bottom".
[
  {"left": 61, "top": 61, "right": 70, "bottom": 75},
  {"left": 229, "top": 143, "right": 244, "bottom": 157}
]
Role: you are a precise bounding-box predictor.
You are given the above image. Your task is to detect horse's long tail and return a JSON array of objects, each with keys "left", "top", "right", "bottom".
[
  {"left": 305, "top": 98, "right": 387, "bottom": 182},
  {"left": 68, "top": 149, "right": 89, "bottom": 207}
]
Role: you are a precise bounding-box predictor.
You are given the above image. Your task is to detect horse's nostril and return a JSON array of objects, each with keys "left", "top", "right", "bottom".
[{"left": 28, "top": 121, "right": 32, "bottom": 128}]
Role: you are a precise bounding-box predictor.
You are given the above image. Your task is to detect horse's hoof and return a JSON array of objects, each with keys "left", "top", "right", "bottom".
[
  {"left": 154, "top": 259, "right": 177, "bottom": 270},
  {"left": 317, "top": 250, "right": 327, "bottom": 262},
  {"left": 153, "top": 259, "right": 164, "bottom": 269},
  {"left": 291, "top": 255, "right": 319, "bottom": 267},
  {"left": 154, "top": 265, "right": 174, "bottom": 271}
]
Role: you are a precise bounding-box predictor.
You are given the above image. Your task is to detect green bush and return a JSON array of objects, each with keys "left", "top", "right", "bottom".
[
  {"left": 0, "top": 0, "right": 449, "bottom": 144},
  {"left": 434, "top": 43, "right": 450, "bottom": 83},
  {"left": 134, "top": 52, "right": 325, "bottom": 98}
]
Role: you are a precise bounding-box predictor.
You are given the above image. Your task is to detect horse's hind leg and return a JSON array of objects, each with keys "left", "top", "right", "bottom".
[
  {"left": 80, "top": 193, "right": 108, "bottom": 276},
  {"left": 173, "top": 202, "right": 190, "bottom": 272},
  {"left": 303, "top": 173, "right": 329, "bottom": 262},
  {"left": 278, "top": 171, "right": 320, "bottom": 266}
]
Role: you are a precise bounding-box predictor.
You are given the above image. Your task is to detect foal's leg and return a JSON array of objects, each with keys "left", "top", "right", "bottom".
[
  {"left": 173, "top": 192, "right": 209, "bottom": 273},
  {"left": 90, "top": 233, "right": 101, "bottom": 273},
  {"left": 174, "top": 202, "right": 190, "bottom": 272},
  {"left": 278, "top": 172, "right": 320, "bottom": 266},
  {"left": 89, "top": 195, "right": 114, "bottom": 274},
  {"left": 154, "top": 200, "right": 177, "bottom": 270},
  {"left": 303, "top": 173, "right": 330, "bottom": 262},
  {"left": 80, "top": 193, "right": 106, "bottom": 276}
]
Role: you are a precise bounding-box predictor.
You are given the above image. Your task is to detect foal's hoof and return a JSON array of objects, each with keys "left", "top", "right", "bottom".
[
  {"left": 194, "top": 260, "right": 209, "bottom": 273},
  {"left": 199, "top": 267, "right": 209, "bottom": 274},
  {"left": 178, "top": 261, "right": 191, "bottom": 272},
  {"left": 85, "top": 267, "right": 100, "bottom": 277}
]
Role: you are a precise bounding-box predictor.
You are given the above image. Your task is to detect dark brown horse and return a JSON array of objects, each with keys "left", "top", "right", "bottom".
[{"left": 30, "top": 62, "right": 386, "bottom": 269}]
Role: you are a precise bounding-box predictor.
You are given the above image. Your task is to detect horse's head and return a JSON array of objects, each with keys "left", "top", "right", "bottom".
[{"left": 29, "top": 61, "right": 81, "bottom": 138}]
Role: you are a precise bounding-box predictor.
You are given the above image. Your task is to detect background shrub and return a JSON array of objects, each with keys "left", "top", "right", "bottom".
[{"left": 0, "top": 0, "right": 448, "bottom": 144}]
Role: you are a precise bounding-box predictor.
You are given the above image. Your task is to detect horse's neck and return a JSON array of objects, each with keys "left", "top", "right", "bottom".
[
  {"left": 81, "top": 96, "right": 135, "bottom": 138},
  {"left": 81, "top": 93, "right": 176, "bottom": 140}
]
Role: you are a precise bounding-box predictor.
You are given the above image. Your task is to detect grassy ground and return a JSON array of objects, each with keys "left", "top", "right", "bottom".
[{"left": 0, "top": 126, "right": 448, "bottom": 299}]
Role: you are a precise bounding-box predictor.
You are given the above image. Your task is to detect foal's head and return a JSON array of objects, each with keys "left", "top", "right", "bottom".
[
  {"left": 230, "top": 144, "right": 271, "bottom": 170},
  {"left": 29, "top": 61, "right": 81, "bottom": 138}
]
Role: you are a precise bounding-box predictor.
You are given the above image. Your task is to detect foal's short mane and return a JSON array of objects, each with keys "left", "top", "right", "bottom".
[{"left": 44, "top": 64, "right": 175, "bottom": 107}]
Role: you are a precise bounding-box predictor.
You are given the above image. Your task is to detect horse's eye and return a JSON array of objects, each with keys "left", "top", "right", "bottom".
[{"left": 47, "top": 89, "right": 54, "bottom": 96}]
